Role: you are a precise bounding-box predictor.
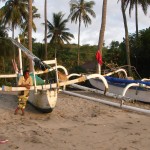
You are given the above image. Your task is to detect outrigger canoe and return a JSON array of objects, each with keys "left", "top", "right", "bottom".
[
  {"left": 0, "top": 37, "right": 108, "bottom": 113},
  {"left": 89, "top": 75, "right": 150, "bottom": 103}
]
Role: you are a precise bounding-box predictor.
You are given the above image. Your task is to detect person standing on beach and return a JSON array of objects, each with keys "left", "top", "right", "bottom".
[{"left": 14, "top": 70, "right": 33, "bottom": 116}]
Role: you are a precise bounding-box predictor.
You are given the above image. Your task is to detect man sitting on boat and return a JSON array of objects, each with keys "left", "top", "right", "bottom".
[{"left": 14, "top": 70, "right": 33, "bottom": 116}]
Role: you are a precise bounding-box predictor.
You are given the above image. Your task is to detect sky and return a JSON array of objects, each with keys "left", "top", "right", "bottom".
[{"left": 0, "top": 0, "right": 150, "bottom": 46}]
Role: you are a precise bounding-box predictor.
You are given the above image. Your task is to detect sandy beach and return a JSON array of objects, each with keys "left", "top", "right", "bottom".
[{"left": 0, "top": 91, "right": 150, "bottom": 150}]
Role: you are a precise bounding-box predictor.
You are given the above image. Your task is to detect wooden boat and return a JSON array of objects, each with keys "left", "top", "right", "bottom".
[
  {"left": 1, "top": 39, "right": 149, "bottom": 115},
  {"left": 0, "top": 37, "right": 108, "bottom": 113},
  {"left": 1, "top": 71, "right": 109, "bottom": 113},
  {"left": 89, "top": 69, "right": 150, "bottom": 103}
]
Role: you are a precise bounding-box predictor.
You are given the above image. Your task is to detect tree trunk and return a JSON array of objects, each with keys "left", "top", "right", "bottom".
[
  {"left": 121, "top": 0, "right": 132, "bottom": 76},
  {"left": 77, "top": 13, "right": 81, "bottom": 66},
  {"left": 97, "top": 0, "right": 107, "bottom": 74},
  {"left": 98, "top": 0, "right": 107, "bottom": 55},
  {"left": 135, "top": 0, "right": 138, "bottom": 38},
  {"left": 44, "top": 0, "right": 48, "bottom": 60},
  {"left": 12, "top": 24, "right": 15, "bottom": 60},
  {"left": 12, "top": 24, "right": 15, "bottom": 39},
  {"left": 28, "top": 0, "right": 33, "bottom": 71}
]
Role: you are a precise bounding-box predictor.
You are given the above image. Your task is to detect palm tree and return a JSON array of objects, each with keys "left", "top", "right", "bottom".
[
  {"left": 0, "top": 0, "right": 28, "bottom": 60},
  {"left": 47, "top": 12, "right": 74, "bottom": 57},
  {"left": 0, "top": 0, "right": 28, "bottom": 39},
  {"left": 44, "top": 0, "right": 48, "bottom": 60},
  {"left": 69, "top": 0, "right": 96, "bottom": 66},
  {"left": 120, "top": 0, "right": 132, "bottom": 76},
  {"left": 126, "top": 0, "right": 150, "bottom": 38},
  {"left": 28, "top": 0, "right": 33, "bottom": 71}
]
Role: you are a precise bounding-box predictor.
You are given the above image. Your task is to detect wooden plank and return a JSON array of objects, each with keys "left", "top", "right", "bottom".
[
  {"left": 1, "top": 76, "right": 86, "bottom": 92},
  {"left": 42, "top": 59, "right": 56, "bottom": 65},
  {"left": 0, "top": 74, "right": 17, "bottom": 78}
]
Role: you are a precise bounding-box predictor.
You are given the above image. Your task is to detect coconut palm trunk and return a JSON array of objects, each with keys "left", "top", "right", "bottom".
[
  {"left": 44, "top": 0, "right": 48, "bottom": 60},
  {"left": 12, "top": 23, "right": 16, "bottom": 60},
  {"left": 12, "top": 24, "right": 15, "bottom": 39},
  {"left": 121, "top": 0, "right": 132, "bottom": 76},
  {"left": 78, "top": 13, "right": 81, "bottom": 66},
  {"left": 98, "top": 0, "right": 107, "bottom": 55},
  {"left": 28, "top": 0, "right": 33, "bottom": 71},
  {"left": 135, "top": 0, "right": 138, "bottom": 38},
  {"left": 97, "top": 0, "right": 107, "bottom": 74}
]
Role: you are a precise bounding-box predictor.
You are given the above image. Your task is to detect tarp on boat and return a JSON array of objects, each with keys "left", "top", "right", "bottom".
[
  {"left": 30, "top": 73, "right": 45, "bottom": 85},
  {"left": 105, "top": 76, "right": 150, "bottom": 86}
]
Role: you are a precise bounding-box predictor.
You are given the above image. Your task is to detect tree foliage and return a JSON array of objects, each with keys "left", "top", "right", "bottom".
[
  {"left": 0, "top": 0, "right": 28, "bottom": 38},
  {"left": 47, "top": 12, "right": 74, "bottom": 45}
]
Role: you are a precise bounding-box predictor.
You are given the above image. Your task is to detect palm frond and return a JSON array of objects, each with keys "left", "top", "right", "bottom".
[{"left": 47, "top": 11, "right": 74, "bottom": 45}]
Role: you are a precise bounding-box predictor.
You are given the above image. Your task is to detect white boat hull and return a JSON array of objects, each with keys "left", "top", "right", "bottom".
[
  {"left": 89, "top": 78, "right": 150, "bottom": 103},
  {"left": 28, "top": 89, "right": 57, "bottom": 113}
]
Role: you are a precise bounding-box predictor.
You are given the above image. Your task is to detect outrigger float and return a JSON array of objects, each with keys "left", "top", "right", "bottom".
[{"left": 0, "top": 37, "right": 150, "bottom": 115}]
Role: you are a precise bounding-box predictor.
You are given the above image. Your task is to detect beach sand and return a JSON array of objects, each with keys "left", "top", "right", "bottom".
[{"left": 0, "top": 91, "right": 150, "bottom": 150}]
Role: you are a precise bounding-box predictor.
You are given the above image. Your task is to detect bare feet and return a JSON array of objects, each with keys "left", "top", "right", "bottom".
[
  {"left": 21, "top": 109, "right": 25, "bottom": 116},
  {"left": 14, "top": 110, "right": 18, "bottom": 115},
  {"left": 14, "top": 107, "right": 19, "bottom": 115}
]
